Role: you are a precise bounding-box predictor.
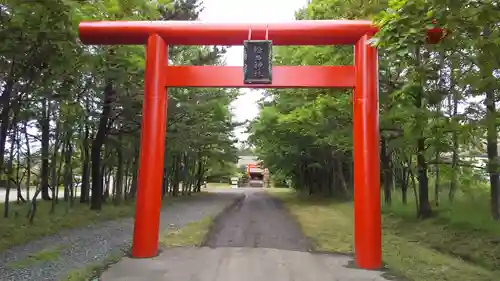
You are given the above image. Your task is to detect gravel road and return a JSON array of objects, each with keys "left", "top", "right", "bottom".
[
  {"left": 0, "top": 191, "right": 242, "bottom": 281},
  {"left": 204, "top": 188, "right": 311, "bottom": 251}
]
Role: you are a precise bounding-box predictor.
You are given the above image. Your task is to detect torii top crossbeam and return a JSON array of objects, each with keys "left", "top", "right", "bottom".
[{"left": 78, "top": 20, "right": 378, "bottom": 46}]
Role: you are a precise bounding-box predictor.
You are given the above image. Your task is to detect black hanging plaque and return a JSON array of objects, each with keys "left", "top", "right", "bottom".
[{"left": 243, "top": 40, "right": 272, "bottom": 84}]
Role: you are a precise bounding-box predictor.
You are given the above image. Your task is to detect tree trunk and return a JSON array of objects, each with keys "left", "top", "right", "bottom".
[
  {"left": 128, "top": 147, "right": 139, "bottom": 199},
  {"left": 40, "top": 97, "right": 52, "bottom": 200},
  {"left": 434, "top": 152, "right": 440, "bottom": 206},
  {"left": 417, "top": 138, "right": 432, "bottom": 218},
  {"left": 3, "top": 127, "right": 16, "bottom": 218},
  {"left": 449, "top": 89, "right": 459, "bottom": 201},
  {"left": 447, "top": 59, "right": 459, "bottom": 202},
  {"left": 103, "top": 165, "right": 110, "bottom": 201},
  {"left": 381, "top": 137, "right": 392, "bottom": 205},
  {"left": 334, "top": 157, "right": 348, "bottom": 196},
  {"left": 64, "top": 135, "right": 74, "bottom": 208},
  {"left": 415, "top": 47, "right": 432, "bottom": 218},
  {"left": 480, "top": 26, "right": 500, "bottom": 220},
  {"left": 15, "top": 124, "right": 26, "bottom": 203},
  {"left": 486, "top": 87, "right": 499, "bottom": 219},
  {"left": 172, "top": 154, "right": 180, "bottom": 197},
  {"left": 24, "top": 120, "right": 31, "bottom": 201},
  {"left": 90, "top": 81, "right": 114, "bottom": 210},
  {"left": 49, "top": 121, "right": 62, "bottom": 213},
  {"left": 195, "top": 154, "right": 204, "bottom": 193},
  {"left": 80, "top": 119, "right": 91, "bottom": 203},
  {"left": 114, "top": 136, "right": 124, "bottom": 204},
  {"left": 401, "top": 166, "right": 409, "bottom": 204},
  {"left": 0, "top": 78, "right": 15, "bottom": 180}
]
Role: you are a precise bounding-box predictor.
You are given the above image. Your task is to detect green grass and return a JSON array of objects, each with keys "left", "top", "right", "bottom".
[
  {"left": 8, "top": 245, "right": 66, "bottom": 268},
  {"left": 0, "top": 192, "right": 213, "bottom": 251},
  {"left": 159, "top": 215, "right": 214, "bottom": 247},
  {"left": 0, "top": 200, "right": 137, "bottom": 251},
  {"left": 385, "top": 190, "right": 500, "bottom": 272},
  {"left": 268, "top": 188, "right": 499, "bottom": 281}
]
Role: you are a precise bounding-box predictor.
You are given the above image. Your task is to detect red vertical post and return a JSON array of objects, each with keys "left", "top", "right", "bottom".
[
  {"left": 353, "top": 34, "right": 382, "bottom": 269},
  {"left": 131, "top": 34, "right": 168, "bottom": 258}
]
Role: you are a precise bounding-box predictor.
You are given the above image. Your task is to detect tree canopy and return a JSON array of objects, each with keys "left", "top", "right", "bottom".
[
  {"left": 0, "top": 0, "right": 239, "bottom": 214},
  {"left": 248, "top": 0, "right": 500, "bottom": 219}
]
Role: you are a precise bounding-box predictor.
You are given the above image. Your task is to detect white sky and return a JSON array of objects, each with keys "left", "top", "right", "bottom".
[{"left": 198, "top": 0, "right": 308, "bottom": 142}]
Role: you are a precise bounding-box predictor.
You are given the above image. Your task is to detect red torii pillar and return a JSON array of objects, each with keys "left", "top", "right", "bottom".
[{"left": 78, "top": 20, "right": 443, "bottom": 270}]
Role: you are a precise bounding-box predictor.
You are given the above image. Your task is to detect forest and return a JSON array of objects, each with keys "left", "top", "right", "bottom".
[
  {"left": 248, "top": 0, "right": 500, "bottom": 279},
  {"left": 0, "top": 0, "right": 499, "bottom": 280},
  {"left": 250, "top": 0, "right": 499, "bottom": 218},
  {"left": 0, "top": 0, "right": 239, "bottom": 248}
]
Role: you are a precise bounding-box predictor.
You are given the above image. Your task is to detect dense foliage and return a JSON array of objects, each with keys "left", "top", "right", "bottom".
[
  {"left": 0, "top": 0, "right": 239, "bottom": 217},
  {"left": 249, "top": 0, "right": 500, "bottom": 219}
]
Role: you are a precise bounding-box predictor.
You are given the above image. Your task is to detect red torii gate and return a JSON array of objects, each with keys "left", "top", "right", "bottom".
[{"left": 79, "top": 20, "right": 443, "bottom": 270}]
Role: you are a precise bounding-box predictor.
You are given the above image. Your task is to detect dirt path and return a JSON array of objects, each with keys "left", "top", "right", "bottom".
[{"left": 204, "top": 189, "right": 311, "bottom": 251}]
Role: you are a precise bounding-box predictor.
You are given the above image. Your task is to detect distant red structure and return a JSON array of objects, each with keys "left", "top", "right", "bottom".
[
  {"left": 247, "top": 163, "right": 264, "bottom": 179},
  {"left": 78, "top": 20, "right": 443, "bottom": 270},
  {"left": 247, "top": 163, "right": 256, "bottom": 177}
]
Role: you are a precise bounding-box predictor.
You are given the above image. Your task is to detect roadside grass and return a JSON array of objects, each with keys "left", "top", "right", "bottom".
[
  {"left": 386, "top": 190, "right": 500, "bottom": 272},
  {"left": 206, "top": 182, "right": 232, "bottom": 188},
  {"left": 0, "top": 192, "right": 212, "bottom": 251},
  {"left": 268, "top": 188, "right": 499, "bottom": 281},
  {"left": 8, "top": 245, "right": 67, "bottom": 269}
]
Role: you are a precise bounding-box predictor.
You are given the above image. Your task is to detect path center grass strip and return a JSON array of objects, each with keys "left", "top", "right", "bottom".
[{"left": 159, "top": 215, "right": 214, "bottom": 247}]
